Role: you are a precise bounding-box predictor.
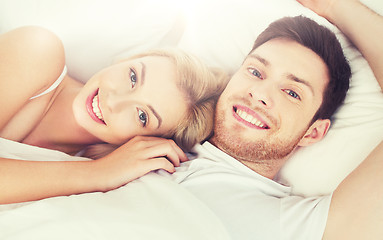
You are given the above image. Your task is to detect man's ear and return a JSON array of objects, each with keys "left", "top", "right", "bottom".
[{"left": 298, "top": 119, "right": 331, "bottom": 147}]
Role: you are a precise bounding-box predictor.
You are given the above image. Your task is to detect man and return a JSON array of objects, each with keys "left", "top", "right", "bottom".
[{"left": 160, "top": 0, "right": 383, "bottom": 239}]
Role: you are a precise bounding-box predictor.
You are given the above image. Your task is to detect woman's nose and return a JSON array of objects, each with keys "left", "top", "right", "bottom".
[{"left": 105, "top": 89, "right": 132, "bottom": 113}]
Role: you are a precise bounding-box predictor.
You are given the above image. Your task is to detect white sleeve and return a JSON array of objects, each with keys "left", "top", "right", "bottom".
[{"left": 280, "top": 194, "right": 332, "bottom": 240}]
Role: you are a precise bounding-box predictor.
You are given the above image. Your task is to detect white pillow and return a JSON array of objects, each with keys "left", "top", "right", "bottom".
[
  {"left": 176, "top": 0, "right": 383, "bottom": 196},
  {"left": 0, "top": 0, "right": 184, "bottom": 83}
]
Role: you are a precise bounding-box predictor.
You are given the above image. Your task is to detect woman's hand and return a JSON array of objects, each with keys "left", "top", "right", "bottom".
[{"left": 93, "top": 136, "right": 188, "bottom": 192}]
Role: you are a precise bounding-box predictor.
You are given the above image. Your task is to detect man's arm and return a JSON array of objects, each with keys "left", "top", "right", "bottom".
[
  {"left": 325, "top": 140, "right": 383, "bottom": 240},
  {"left": 298, "top": 0, "right": 383, "bottom": 89},
  {"left": 298, "top": 0, "right": 383, "bottom": 239}
]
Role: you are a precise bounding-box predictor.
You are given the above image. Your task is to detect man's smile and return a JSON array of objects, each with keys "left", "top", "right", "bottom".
[{"left": 233, "top": 105, "right": 270, "bottom": 129}]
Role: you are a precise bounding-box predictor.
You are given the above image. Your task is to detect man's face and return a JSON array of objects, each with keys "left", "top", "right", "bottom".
[{"left": 212, "top": 38, "right": 329, "bottom": 165}]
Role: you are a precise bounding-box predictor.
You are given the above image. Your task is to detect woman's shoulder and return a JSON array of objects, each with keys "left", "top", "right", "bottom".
[
  {"left": 0, "top": 26, "right": 66, "bottom": 99},
  {"left": 0, "top": 26, "right": 66, "bottom": 131}
]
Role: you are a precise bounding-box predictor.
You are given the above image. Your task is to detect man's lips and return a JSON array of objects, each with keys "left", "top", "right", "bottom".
[
  {"left": 232, "top": 105, "right": 270, "bottom": 129},
  {"left": 86, "top": 89, "right": 106, "bottom": 125}
]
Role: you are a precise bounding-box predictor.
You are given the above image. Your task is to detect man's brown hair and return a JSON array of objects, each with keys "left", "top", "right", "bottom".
[{"left": 251, "top": 15, "right": 351, "bottom": 122}]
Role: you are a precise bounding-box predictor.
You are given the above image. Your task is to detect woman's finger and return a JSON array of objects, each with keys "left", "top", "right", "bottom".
[
  {"left": 141, "top": 141, "right": 182, "bottom": 167},
  {"left": 141, "top": 157, "right": 176, "bottom": 174},
  {"left": 168, "top": 139, "right": 189, "bottom": 163}
]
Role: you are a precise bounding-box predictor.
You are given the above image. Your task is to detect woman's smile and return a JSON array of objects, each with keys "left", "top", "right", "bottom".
[{"left": 86, "top": 89, "right": 106, "bottom": 125}]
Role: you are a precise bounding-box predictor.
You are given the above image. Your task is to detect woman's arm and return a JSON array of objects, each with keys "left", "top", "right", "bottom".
[
  {"left": 298, "top": 0, "right": 383, "bottom": 239},
  {"left": 0, "top": 136, "right": 187, "bottom": 204},
  {"left": 0, "top": 157, "right": 98, "bottom": 204},
  {"left": 0, "top": 26, "right": 66, "bottom": 130}
]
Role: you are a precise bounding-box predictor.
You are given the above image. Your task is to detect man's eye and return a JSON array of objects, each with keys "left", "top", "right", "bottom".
[
  {"left": 130, "top": 68, "right": 137, "bottom": 88},
  {"left": 284, "top": 89, "right": 301, "bottom": 100},
  {"left": 248, "top": 68, "right": 263, "bottom": 79},
  {"left": 138, "top": 109, "right": 147, "bottom": 127}
]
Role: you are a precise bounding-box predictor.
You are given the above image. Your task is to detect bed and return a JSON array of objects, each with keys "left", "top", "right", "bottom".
[{"left": 0, "top": 0, "right": 382, "bottom": 239}]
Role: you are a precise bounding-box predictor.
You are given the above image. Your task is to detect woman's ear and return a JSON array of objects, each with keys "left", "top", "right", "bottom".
[{"left": 298, "top": 119, "right": 331, "bottom": 147}]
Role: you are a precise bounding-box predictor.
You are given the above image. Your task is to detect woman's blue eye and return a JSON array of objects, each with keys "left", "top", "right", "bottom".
[
  {"left": 138, "top": 109, "right": 147, "bottom": 127},
  {"left": 249, "top": 68, "right": 263, "bottom": 79},
  {"left": 284, "top": 89, "right": 301, "bottom": 100},
  {"left": 130, "top": 68, "right": 137, "bottom": 88}
]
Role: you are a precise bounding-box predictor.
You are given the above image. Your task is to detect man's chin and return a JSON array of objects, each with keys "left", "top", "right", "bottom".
[{"left": 211, "top": 127, "right": 300, "bottom": 163}]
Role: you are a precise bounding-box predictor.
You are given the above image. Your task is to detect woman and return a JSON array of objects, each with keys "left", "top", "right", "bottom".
[{"left": 0, "top": 26, "right": 229, "bottom": 204}]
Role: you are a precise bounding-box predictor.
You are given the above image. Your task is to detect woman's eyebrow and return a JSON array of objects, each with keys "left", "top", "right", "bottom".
[
  {"left": 139, "top": 62, "right": 146, "bottom": 86},
  {"left": 138, "top": 62, "right": 162, "bottom": 128},
  {"left": 148, "top": 105, "right": 162, "bottom": 129}
]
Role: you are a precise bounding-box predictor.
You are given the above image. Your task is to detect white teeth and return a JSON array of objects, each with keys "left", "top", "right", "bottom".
[
  {"left": 92, "top": 94, "right": 104, "bottom": 121},
  {"left": 236, "top": 109, "right": 266, "bottom": 129}
]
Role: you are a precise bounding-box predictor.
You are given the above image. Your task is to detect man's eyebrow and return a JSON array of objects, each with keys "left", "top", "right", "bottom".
[
  {"left": 247, "top": 53, "right": 269, "bottom": 66},
  {"left": 287, "top": 73, "right": 315, "bottom": 96},
  {"left": 148, "top": 105, "right": 162, "bottom": 129},
  {"left": 247, "top": 53, "right": 315, "bottom": 96}
]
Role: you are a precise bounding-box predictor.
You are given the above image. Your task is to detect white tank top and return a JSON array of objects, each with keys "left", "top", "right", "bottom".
[{"left": 30, "top": 66, "right": 67, "bottom": 100}]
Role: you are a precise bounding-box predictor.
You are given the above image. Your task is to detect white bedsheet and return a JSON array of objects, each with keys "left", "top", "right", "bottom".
[{"left": 0, "top": 138, "right": 230, "bottom": 240}]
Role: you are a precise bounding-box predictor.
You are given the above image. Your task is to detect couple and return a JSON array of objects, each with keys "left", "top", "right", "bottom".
[{"left": 1, "top": 0, "right": 382, "bottom": 239}]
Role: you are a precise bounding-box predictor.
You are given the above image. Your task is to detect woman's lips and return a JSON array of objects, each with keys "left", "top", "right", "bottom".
[{"left": 86, "top": 89, "right": 106, "bottom": 125}]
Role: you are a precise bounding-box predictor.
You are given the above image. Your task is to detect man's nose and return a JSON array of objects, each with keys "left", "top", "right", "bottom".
[{"left": 248, "top": 82, "right": 275, "bottom": 109}]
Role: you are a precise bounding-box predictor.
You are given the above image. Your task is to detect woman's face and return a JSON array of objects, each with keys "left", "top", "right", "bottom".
[{"left": 73, "top": 55, "right": 188, "bottom": 145}]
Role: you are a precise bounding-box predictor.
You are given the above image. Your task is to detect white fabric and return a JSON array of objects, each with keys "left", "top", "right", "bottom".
[
  {"left": 0, "top": 138, "right": 230, "bottom": 240},
  {"left": 30, "top": 66, "right": 67, "bottom": 100},
  {"left": 0, "top": 137, "right": 88, "bottom": 162},
  {"left": 159, "top": 142, "right": 332, "bottom": 240}
]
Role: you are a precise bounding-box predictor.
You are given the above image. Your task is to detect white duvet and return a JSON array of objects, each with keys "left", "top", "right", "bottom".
[
  {"left": 0, "top": 139, "right": 229, "bottom": 240},
  {"left": 0, "top": 139, "right": 230, "bottom": 240}
]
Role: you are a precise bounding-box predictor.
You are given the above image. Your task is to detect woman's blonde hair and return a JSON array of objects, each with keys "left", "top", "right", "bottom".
[{"left": 83, "top": 48, "right": 229, "bottom": 159}]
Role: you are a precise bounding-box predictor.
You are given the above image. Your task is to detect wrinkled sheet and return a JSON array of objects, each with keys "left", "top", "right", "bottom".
[{"left": 0, "top": 138, "right": 230, "bottom": 240}]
